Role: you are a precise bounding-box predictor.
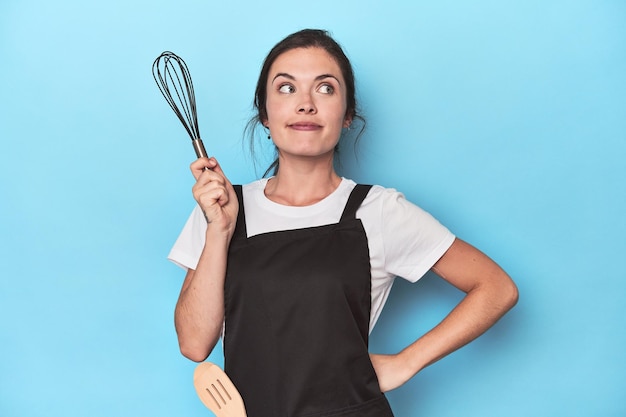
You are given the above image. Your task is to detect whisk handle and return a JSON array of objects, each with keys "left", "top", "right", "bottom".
[{"left": 192, "top": 139, "right": 208, "bottom": 159}]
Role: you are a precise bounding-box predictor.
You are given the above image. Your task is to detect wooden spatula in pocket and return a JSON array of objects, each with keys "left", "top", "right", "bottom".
[{"left": 193, "top": 362, "right": 247, "bottom": 417}]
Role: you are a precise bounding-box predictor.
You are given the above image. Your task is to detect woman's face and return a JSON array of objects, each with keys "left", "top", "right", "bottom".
[{"left": 264, "top": 47, "right": 352, "bottom": 161}]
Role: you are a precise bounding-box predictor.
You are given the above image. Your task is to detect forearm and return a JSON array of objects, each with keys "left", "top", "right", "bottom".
[
  {"left": 400, "top": 278, "right": 518, "bottom": 373},
  {"left": 174, "top": 229, "right": 231, "bottom": 362}
]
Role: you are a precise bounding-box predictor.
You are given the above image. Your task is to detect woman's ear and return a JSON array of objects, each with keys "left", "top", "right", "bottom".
[{"left": 343, "top": 116, "right": 352, "bottom": 129}]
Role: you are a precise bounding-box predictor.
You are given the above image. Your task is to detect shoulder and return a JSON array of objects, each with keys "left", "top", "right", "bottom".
[
  {"left": 359, "top": 183, "right": 412, "bottom": 218},
  {"left": 356, "top": 182, "right": 455, "bottom": 281},
  {"left": 241, "top": 178, "right": 269, "bottom": 193},
  {"left": 357, "top": 182, "right": 451, "bottom": 238}
]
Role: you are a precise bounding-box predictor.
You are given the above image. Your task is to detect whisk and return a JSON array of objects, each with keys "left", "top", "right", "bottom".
[{"left": 152, "top": 51, "right": 208, "bottom": 159}]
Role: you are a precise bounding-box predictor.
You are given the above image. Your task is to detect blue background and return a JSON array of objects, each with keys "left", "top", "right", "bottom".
[{"left": 1, "top": 1, "right": 624, "bottom": 416}]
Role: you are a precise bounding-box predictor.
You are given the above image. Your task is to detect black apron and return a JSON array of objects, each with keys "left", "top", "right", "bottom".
[{"left": 224, "top": 184, "right": 394, "bottom": 417}]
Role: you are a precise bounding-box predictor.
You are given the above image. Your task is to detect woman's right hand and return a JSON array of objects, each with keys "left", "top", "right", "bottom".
[{"left": 191, "top": 157, "right": 239, "bottom": 239}]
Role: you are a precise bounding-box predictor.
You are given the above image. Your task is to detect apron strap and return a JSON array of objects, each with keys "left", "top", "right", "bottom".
[
  {"left": 232, "top": 185, "right": 247, "bottom": 239},
  {"left": 340, "top": 184, "right": 372, "bottom": 222}
]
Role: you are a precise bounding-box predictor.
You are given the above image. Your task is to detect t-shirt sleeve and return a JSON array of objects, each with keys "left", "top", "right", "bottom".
[
  {"left": 379, "top": 188, "right": 455, "bottom": 282},
  {"left": 167, "top": 205, "right": 207, "bottom": 271}
]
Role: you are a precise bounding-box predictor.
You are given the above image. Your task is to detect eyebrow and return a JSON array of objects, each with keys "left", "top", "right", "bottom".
[{"left": 272, "top": 72, "right": 342, "bottom": 85}]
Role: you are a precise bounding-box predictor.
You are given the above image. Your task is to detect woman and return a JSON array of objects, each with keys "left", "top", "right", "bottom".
[{"left": 169, "top": 29, "right": 518, "bottom": 417}]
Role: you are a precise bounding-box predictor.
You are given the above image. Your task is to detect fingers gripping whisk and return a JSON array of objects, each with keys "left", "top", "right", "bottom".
[{"left": 152, "top": 51, "right": 208, "bottom": 159}]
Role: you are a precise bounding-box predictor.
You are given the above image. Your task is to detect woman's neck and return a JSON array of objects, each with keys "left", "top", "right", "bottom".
[{"left": 264, "top": 157, "right": 341, "bottom": 206}]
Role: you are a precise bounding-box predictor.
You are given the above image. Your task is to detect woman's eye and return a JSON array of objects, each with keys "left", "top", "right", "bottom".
[
  {"left": 278, "top": 84, "right": 295, "bottom": 94},
  {"left": 318, "top": 84, "right": 335, "bottom": 94}
]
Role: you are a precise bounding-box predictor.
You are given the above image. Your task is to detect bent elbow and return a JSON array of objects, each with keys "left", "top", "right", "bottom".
[
  {"left": 502, "top": 279, "right": 519, "bottom": 311},
  {"left": 179, "top": 343, "right": 210, "bottom": 363},
  {"left": 177, "top": 331, "right": 221, "bottom": 362}
]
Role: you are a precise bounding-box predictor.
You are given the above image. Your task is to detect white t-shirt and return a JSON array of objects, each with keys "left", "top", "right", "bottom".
[{"left": 168, "top": 178, "right": 455, "bottom": 332}]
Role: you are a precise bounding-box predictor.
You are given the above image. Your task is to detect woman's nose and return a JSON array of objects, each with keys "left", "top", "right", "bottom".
[{"left": 297, "top": 94, "right": 317, "bottom": 114}]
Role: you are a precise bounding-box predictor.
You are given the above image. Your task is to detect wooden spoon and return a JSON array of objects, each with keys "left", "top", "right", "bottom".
[{"left": 193, "top": 362, "right": 247, "bottom": 417}]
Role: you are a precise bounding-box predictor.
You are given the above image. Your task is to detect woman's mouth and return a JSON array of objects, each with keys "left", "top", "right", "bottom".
[{"left": 289, "top": 122, "right": 321, "bottom": 131}]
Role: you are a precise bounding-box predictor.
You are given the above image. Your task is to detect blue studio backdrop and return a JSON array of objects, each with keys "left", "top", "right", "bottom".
[{"left": 1, "top": 1, "right": 624, "bottom": 416}]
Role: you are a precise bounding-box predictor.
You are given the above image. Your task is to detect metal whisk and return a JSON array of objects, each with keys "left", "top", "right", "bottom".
[{"left": 152, "top": 51, "right": 208, "bottom": 159}]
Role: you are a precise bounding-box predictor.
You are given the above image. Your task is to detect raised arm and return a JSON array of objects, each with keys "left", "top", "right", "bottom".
[
  {"left": 174, "top": 157, "right": 239, "bottom": 362},
  {"left": 370, "top": 238, "right": 519, "bottom": 391}
]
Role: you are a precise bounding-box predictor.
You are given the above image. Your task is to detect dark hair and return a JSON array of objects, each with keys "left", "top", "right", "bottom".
[{"left": 245, "top": 29, "right": 365, "bottom": 177}]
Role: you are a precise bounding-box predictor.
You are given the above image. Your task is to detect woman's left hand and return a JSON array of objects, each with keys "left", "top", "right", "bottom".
[{"left": 369, "top": 353, "right": 413, "bottom": 392}]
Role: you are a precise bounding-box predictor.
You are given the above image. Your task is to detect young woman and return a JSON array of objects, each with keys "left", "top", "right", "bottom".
[{"left": 169, "top": 29, "right": 518, "bottom": 417}]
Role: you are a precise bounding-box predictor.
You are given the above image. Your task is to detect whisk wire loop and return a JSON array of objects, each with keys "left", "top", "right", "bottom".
[{"left": 152, "top": 51, "right": 206, "bottom": 158}]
